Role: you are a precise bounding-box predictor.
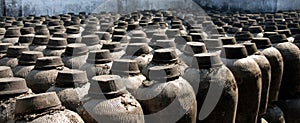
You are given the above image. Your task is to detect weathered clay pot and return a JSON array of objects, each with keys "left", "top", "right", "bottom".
[
  {"left": 25, "top": 56, "right": 67, "bottom": 93},
  {"left": 179, "top": 42, "right": 207, "bottom": 67},
  {"left": 82, "top": 75, "right": 144, "bottom": 123},
  {"left": 18, "top": 34, "right": 34, "bottom": 46},
  {"left": 80, "top": 50, "right": 112, "bottom": 80},
  {"left": 47, "top": 70, "right": 90, "bottom": 115},
  {"left": 174, "top": 35, "right": 192, "bottom": 51},
  {"left": 0, "top": 43, "right": 13, "bottom": 59},
  {"left": 12, "top": 51, "right": 43, "bottom": 78},
  {"left": 101, "top": 42, "right": 125, "bottom": 59},
  {"left": 62, "top": 43, "right": 88, "bottom": 69},
  {"left": 142, "top": 48, "right": 187, "bottom": 76},
  {"left": 149, "top": 33, "right": 168, "bottom": 48},
  {"left": 29, "top": 35, "right": 50, "bottom": 52},
  {"left": 183, "top": 53, "right": 238, "bottom": 123},
  {"left": 0, "top": 77, "right": 33, "bottom": 123},
  {"left": 20, "top": 27, "right": 35, "bottom": 35},
  {"left": 34, "top": 25, "right": 50, "bottom": 36},
  {"left": 0, "top": 46, "right": 29, "bottom": 68},
  {"left": 272, "top": 42, "right": 300, "bottom": 100},
  {"left": 121, "top": 43, "right": 153, "bottom": 71},
  {"left": 244, "top": 42, "right": 272, "bottom": 116},
  {"left": 14, "top": 92, "right": 84, "bottom": 123},
  {"left": 0, "top": 66, "right": 13, "bottom": 78},
  {"left": 111, "top": 59, "right": 146, "bottom": 94},
  {"left": 81, "top": 35, "right": 102, "bottom": 51},
  {"left": 135, "top": 65, "right": 197, "bottom": 123},
  {"left": 252, "top": 37, "right": 284, "bottom": 103},
  {"left": 263, "top": 105, "right": 285, "bottom": 123},
  {"left": 95, "top": 31, "right": 111, "bottom": 42},
  {"left": 221, "top": 45, "right": 262, "bottom": 123},
  {"left": 43, "top": 37, "right": 67, "bottom": 56},
  {"left": 2, "top": 27, "right": 21, "bottom": 44}
]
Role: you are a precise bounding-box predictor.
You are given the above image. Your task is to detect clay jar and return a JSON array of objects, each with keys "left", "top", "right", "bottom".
[
  {"left": 221, "top": 45, "right": 262, "bottom": 123},
  {"left": 101, "top": 42, "right": 125, "bottom": 59},
  {"left": 18, "top": 34, "right": 34, "bottom": 46},
  {"left": 135, "top": 65, "right": 197, "bottom": 123},
  {"left": 142, "top": 48, "right": 187, "bottom": 76},
  {"left": 243, "top": 43, "right": 272, "bottom": 116},
  {"left": 0, "top": 66, "right": 13, "bottom": 78},
  {"left": 82, "top": 75, "right": 144, "bottom": 123},
  {"left": 81, "top": 35, "right": 102, "bottom": 51},
  {"left": 174, "top": 35, "right": 193, "bottom": 51},
  {"left": 0, "top": 77, "right": 32, "bottom": 123},
  {"left": 149, "top": 33, "right": 168, "bottom": 48},
  {"left": 121, "top": 43, "right": 153, "bottom": 71},
  {"left": 43, "top": 37, "right": 67, "bottom": 56},
  {"left": 2, "top": 27, "right": 21, "bottom": 44},
  {"left": 14, "top": 92, "right": 84, "bottom": 123},
  {"left": 179, "top": 42, "right": 207, "bottom": 67},
  {"left": 26, "top": 56, "right": 67, "bottom": 93},
  {"left": 61, "top": 43, "right": 89, "bottom": 69},
  {"left": 29, "top": 35, "right": 50, "bottom": 52},
  {"left": 0, "top": 46, "right": 29, "bottom": 68},
  {"left": 273, "top": 41, "right": 300, "bottom": 99},
  {"left": 12, "top": 51, "right": 43, "bottom": 78},
  {"left": 80, "top": 50, "right": 112, "bottom": 80},
  {"left": 111, "top": 59, "right": 146, "bottom": 94},
  {"left": 183, "top": 53, "right": 238, "bottom": 123},
  {"left": 47, "top": 70, "right": 90, "bottom": 117},
  {"left": 0, "top": 43, "right": 13, "bottom": 59},
  {"left": 251, "top": 38, "right": 284, "bottom": 103}
]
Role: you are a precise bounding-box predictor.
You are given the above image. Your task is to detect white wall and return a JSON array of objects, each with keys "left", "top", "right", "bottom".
[{"left": 277, "top": 0, "right": 300, "bottom": 11}]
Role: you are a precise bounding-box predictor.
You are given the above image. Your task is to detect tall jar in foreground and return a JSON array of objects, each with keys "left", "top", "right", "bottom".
[
  {"left": 135, "top": 65, "right": 197, "bottom": 123},
  {"left": 221, "top": 45, "right": 262, "bottom": 123},
  {"left": 243, "top": 43, "right": 272, "bottom": 116},
  {"left": 251, "top": 38, "right": 283, "bottom": 103},
  {"left": 82, "top": 75, "right": 144, "bottom": 123},
  {"left": 273, "top": 41, "right": 300, "bottom": 99},
  {"left": 183, "top": 53, "right": 238, "bottom": 123}
]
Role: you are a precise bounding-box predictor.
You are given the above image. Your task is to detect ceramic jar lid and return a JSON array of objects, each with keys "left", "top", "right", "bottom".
[
  {"left": 221, "top": 45, "right": 248, "bottom": 59},
  {"left": 111, "top": 59, "right": 140, "bottom": 75},
  {"left": 55, "top": 70, "right": 88, "bottom": 88},
  {"left": 15, "top": 92, "right": 62, "bottom": 115},
  {"left": 0, "top": 77, "right": 29, "bottom": 96},
  {"left": 192, "top": 53, "right": 223, "bottom": 69}
]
